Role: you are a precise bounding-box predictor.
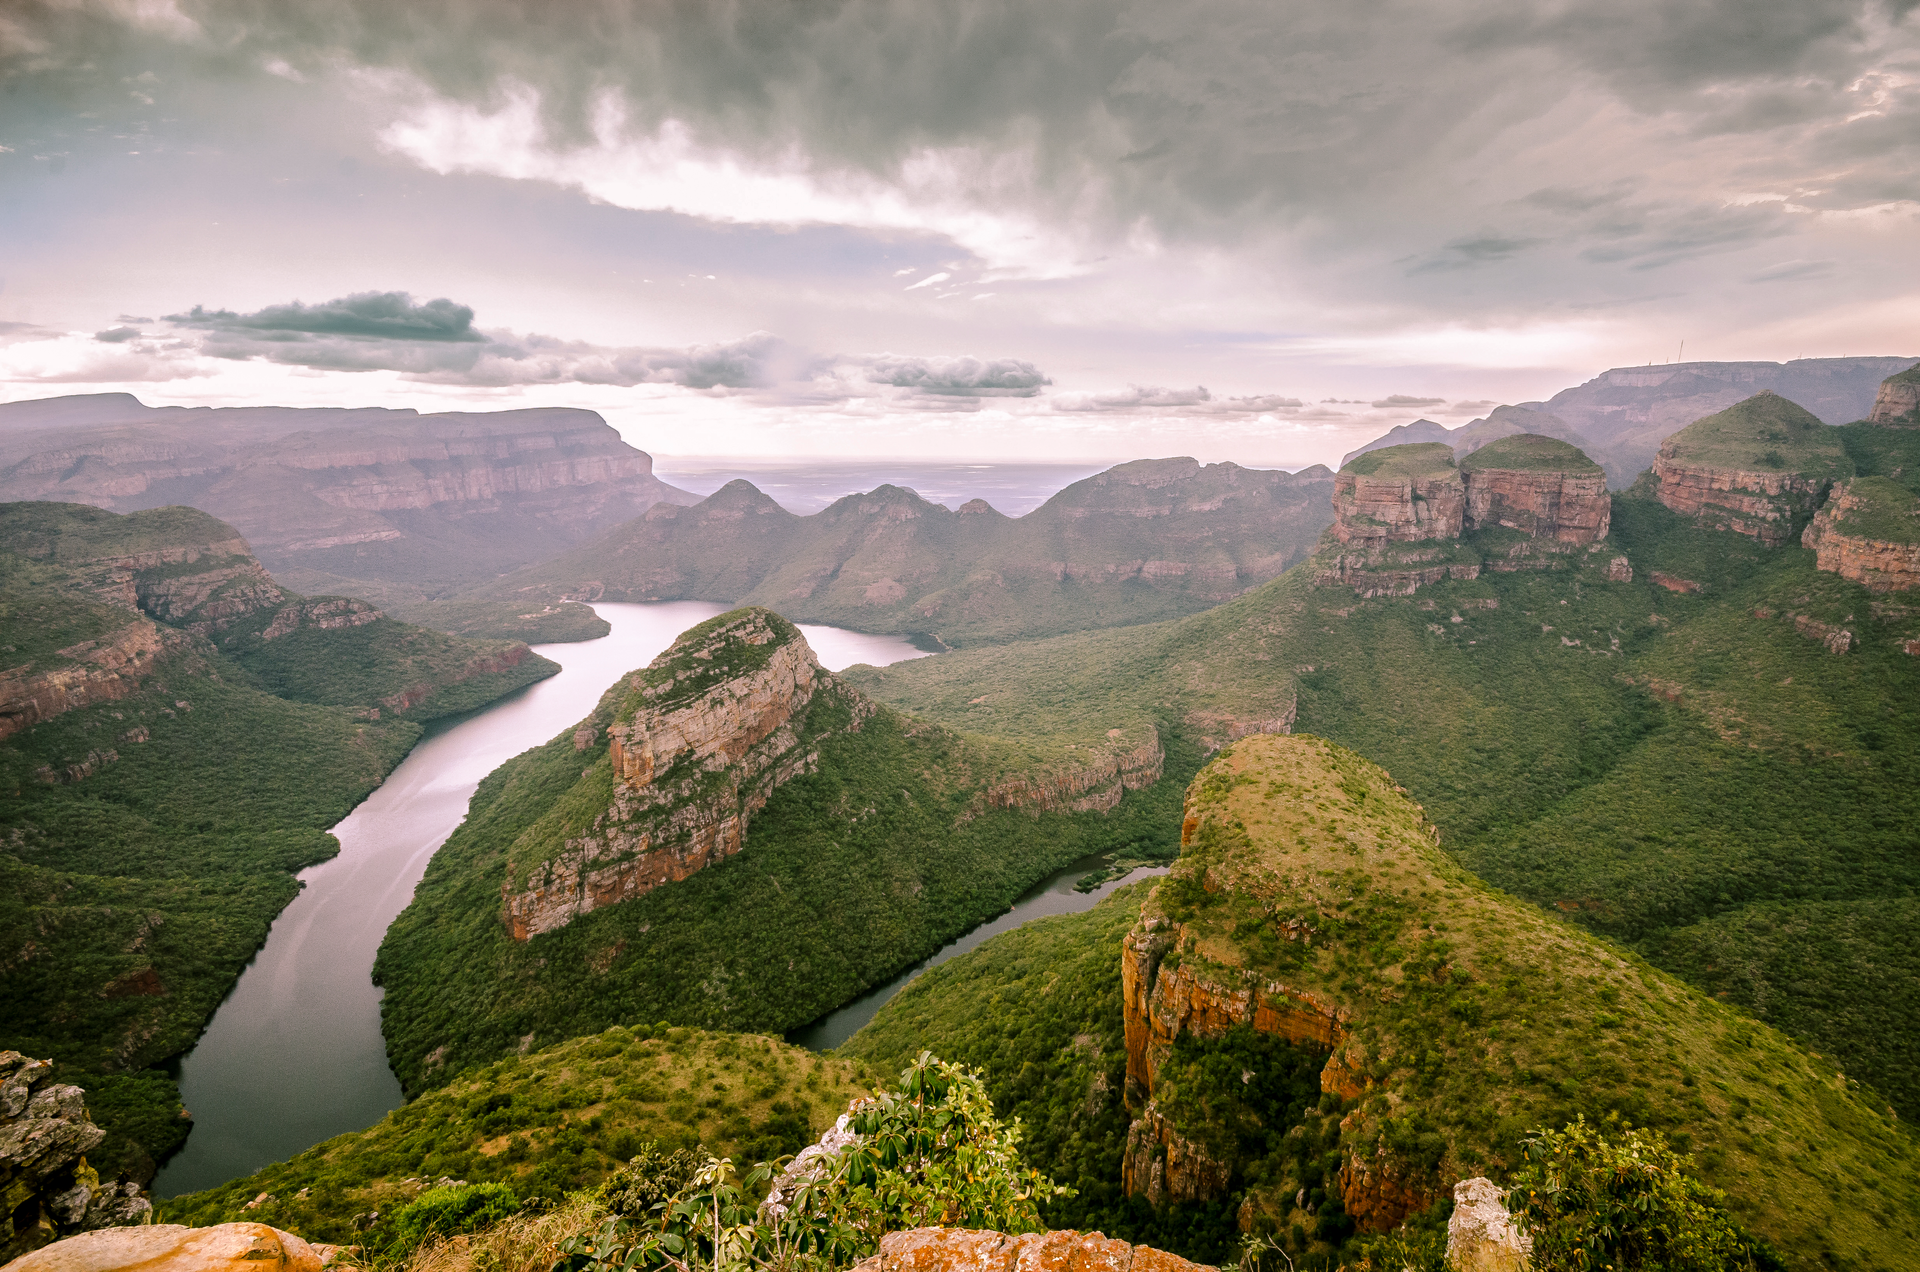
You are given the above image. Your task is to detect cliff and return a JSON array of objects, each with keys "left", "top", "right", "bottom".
[
  {"left": 1099, "top": 735, "right": 1920, "bottom": 1259},
  {"left": 1651, "top": 392, "right": 1851, "bottom": 545},
  {"left": 1866, "top": 362, "right": 1920, "bottom": 425},
  {"left": 473, "top": 457, "right": 1336, "bottom": 647},
  {"left": 1316, "top": 438, "right": 1616, "bottom": 595},
  {"left": 1802, "top": 477, "right": 1920, "bottom": 593},
  {"left": 502, "top": 608, "right": 866, "bottom": 939},
  {"left": 0, "top": 1053, "right": 152, "bottom": 1264},
  {"left": 0, "top": 395, "right": 696, "bottom": 597},
  {"left": 1458, "top": 434, "right": 1610, "bottom": 543}
]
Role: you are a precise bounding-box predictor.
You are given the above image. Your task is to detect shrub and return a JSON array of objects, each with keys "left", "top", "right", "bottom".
[
  {"left": 1509, "top": 1118, "right": 1772, "bottom": 1271},
  {"left": 389, "top": 1182, "right": 522, "bottom": 1252}
]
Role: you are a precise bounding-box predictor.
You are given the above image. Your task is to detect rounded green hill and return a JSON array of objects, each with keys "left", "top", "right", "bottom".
[
  {"left": 1458, "top": 432, "right": 1601, "bottom": 473},
  {"left": 1661, "top": 391, "right": 1849, "bottom": 477},
  {"left": 1338, "top": 441, "right": 1457, "bottom": 479}
]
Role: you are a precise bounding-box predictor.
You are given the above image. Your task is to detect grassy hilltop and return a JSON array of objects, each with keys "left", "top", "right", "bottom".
[
  {"left": 0, "top": 501, "right": 557, "bottom": 1183},
  {"left": 847, "top": 737, "right": 1920, "bottom": 1269}
]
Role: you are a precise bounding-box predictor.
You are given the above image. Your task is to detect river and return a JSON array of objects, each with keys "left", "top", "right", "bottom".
[{"left": 154, "top": 603, "right": 929, "bottom": 1196}]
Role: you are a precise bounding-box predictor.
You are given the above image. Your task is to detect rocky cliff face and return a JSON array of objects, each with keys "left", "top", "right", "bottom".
[
  {"left": 503, "top": 608, "right": 871, "bottom": 940},
  {"left": 1867, "top": 364, "right": 1920, "bottom": 425},
  {"left": 0, "top": 616, "right": 185, "bottom": 743},
  {"left": 983, "top": 729, "right": 1163, "bottom": 814},
  {"left": 1802, "top": 478, "right": 1920, "bottom": 593},
  {"left": 0, "top": 396, "right": 696, "bottom": 590},
  {"left": 1650, "top": 392, "right": 1851, "bottom": 545},
  {"left": 0, "top": 1053, "right": 152, "bottom": 1264},
  {"left": 1459, "top": 435, "right": 1610, "bottom": 543},
  {"left": 860, "top": 1225, "right": 1213, "bottom": 1272}
]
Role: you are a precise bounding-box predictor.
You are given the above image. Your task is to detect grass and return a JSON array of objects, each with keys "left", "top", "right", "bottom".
[
  {"left": 1819, "top": 476, "right": 1920, "bottom": 545},
  {"left": 1338, "top": 443, "right": 1457, "bottom": 479},
  {"left": 157, "top": 1026, "right": 873, "bottom": 1246},
  {"left": 1457, "top": 433, "right": 1602, "bottom": 473},
  {"left": 850, "top": 737, "right": 1920, "bottom": 1270},
  {"left": 1658, "top": 393, "right": 1850, "bottom": 477}
]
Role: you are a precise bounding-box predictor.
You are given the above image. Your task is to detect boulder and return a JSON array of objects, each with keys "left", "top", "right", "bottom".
[
  {"left": 859, "top": 1228, "right": 1211, "bottom": 1272},
  {"left": 0, "top": 1223, "right": 331, "bottom": 1272},
  {"left": 1445, "top": 1177, "right": 1531, "bottom": 1272},
  {"left": 0, "top": 1053, "right": 151, "bottom": 1265}
]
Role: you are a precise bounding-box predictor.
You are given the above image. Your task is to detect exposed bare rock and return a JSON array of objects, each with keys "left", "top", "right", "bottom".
[
  {"left": 0, "top": 1052, "right": 152, "bottom": 1265},
  {"left": 0, "top": 1222, "right": 331, "bottom": 1272},
  {"left": 1121, "top": 1103, "right": 1232, "bottom": 1206},
  {"left": 0, "top": 617, "right": 185, "bottom": 743},
  {"left": 860, "top": 1227, "right": 1213, "bottom": 1272},
  {"left": 1802, "top": 478, "right": 1920, "bottom": 593},
  {"left": 1445, "top": 1177, "right": 1531, "bottom": 1272},
  {"left": 1459, "top": 435, "right": 1610, "bottom": 544},
  {"left": 1330, "top": 444, "right": 1465, "bottom": 547},
  {"left": 982, "top": 729, "right": 1163, "bottom": 814},
  {"left": 1867, "top": 363, "right": 1920, "bottom": 425},
  {"left": 1650, "top": 393, "right": 1850, "bottom": 545},
  {"left": 502, "top": 608, "right": 872, "bottom": 939}
]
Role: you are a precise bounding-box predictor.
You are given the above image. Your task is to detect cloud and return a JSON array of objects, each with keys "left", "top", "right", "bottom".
[
  {"left": 862, "top": 354, "right": 1049, "bottom": 397},
  {"left": 1050, "top": 384, "right": 1305, "bottom": 414},
  {"left": 1747, "top": 259, "right": 1838, "bottom": 283},
  {"left": 93, "top": 326, "right": 143, "bottom": 343},
  {"left": 168, "top": 292, "right": 484, "bottom": 342},
  {"left": 1371, "top": 394, "right": 1446, "bottom": 409}
]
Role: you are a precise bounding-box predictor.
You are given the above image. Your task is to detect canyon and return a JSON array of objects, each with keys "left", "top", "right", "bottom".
[{"left": 1801, "top": 477, "right": 1920, "bottom": 594}]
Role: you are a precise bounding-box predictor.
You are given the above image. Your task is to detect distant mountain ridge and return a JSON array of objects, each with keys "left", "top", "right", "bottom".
[
  {"left": 1345, "top": 357, "right": 1914, "bottom": 486},
  {"left": 0, "top": 394, "right": 697, "bottom": 607},
  {"left": 473, "top": 456, "right": 1338, "bottom": 647}
]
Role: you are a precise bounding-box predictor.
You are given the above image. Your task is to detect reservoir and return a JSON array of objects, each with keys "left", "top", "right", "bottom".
[{"left": 155, "top": 603, "right": 929, "bottom": 1196}]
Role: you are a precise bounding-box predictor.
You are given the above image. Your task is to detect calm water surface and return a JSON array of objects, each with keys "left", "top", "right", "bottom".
[{"left": 155, "top": 603, "right": 929, "bottom": 1196}]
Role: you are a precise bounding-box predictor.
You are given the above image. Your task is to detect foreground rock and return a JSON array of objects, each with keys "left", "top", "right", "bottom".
[
  {"left": 0, "top": 1223, "right": 333, "bottom": 1272},
  {"left": 1651, "top": 392, "right": 1850, "bottom": 545},
  {"left": 1445, "top": 1177, "right": 1531, "bottom": 1272},
  {"left": 861, "top": 1227, "right": 1212, "bottom": 1272},
  {"left": 0, "top": 1054, "right": 151, "bottom": 1264},
  {"left": 503, "top": 608, "right": 873, "bottom": 939},
  {"left": 1802, "top": 477, "right": 1920, "bottom": 593},
  {"left": 1867, "top": 362, "right": 1920, "bottom": 425}
]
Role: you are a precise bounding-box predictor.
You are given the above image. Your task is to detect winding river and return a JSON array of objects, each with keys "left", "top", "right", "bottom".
[{"left": 154, "top": 602, "right": 1165, "bottom": 1197}]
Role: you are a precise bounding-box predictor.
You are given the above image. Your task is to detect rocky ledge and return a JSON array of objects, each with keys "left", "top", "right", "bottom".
[
  {"left": 0, "top": 1053, "right": 152, "bottom": 1264},
  {"left": 1867, "top": 362, "right": 1920, "bottom": 425},
  {"left": 1802, "top": 477, "right": 1920, "bottom": 593},
  {"left": 502, "top": 608, "right": 872, "bottom": 940},
  {"left": 1458, "top": 434, "right": 1610, "bottom": 543},
  {"left": 1651, "top": 391, "right": 1849, "bottom": 545}
]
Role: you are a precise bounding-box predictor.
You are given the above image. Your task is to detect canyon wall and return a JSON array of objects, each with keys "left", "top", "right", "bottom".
[
  {"left": 1650, "top": 392, "right": 1849, "bottom": 546},
  {"left": 1867, "top": 364, "right": 1920, "bottom": 425},
  {"left": 1802, "top": 478, "right": 1920, "bottom": 594},
  {"left": 502, "top": 609, "right": 871, "bottom": 940}
]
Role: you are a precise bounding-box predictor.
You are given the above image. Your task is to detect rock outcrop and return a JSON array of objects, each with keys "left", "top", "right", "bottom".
[
  {"left": 983, "top": 730, "right": 1164, "bottom": 814},
  {"left": 0, "top": 617, "right": 185, "bottom": 743},
  {"left": 502, "top": 608, "right": 872, "bottom": 940},
  {"left": 1459, "top": 435, "right": 1610, "bottom": 543},
  {"left": 1, "top": 1223, "right": 334, "bottom": 1272},
  {"left": 859, "top": 1227, "right": 1213, "bottom": 1272},
  {"left": 1867, "top": 363, "right": 1920, "bottom": 425},
  {"left": 1650, "top": 392, "right": 1850, "bottom": 545},
  {"left": 1445, "top": 1177, "right": 1531, "bottom": 1272},
  {"left": 1318, "top": 438, "right": 1618, "bottom": 595},
  {"left": 0, "top": 1053, "right": 152, "bottom": 1265},
  {"left": 1803, "top": 478, "right": 1920, "bottom": 593}
]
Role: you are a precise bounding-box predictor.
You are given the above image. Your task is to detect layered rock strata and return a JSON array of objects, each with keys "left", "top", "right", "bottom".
[
  {"left": 0, "top": 1053, "right": 152, "bottom": 1264},
  {"left": 0, "top": 617, "right": 184, "bottom": 743},
  {"left": 983, "top": 730, "right": 1164, "bottom": 814},
  {"left": 1329, "top": 443, "right": 1465, "bottom": 547},
  {"left": 1459, "top": 435, "right": 1610, "bottom": 543},
  {"left": 1867, "top": 364, "right": 1920, "bottom": 425},
  {"left": 1650, "top": 392, "right": 1850, "bottom": 545},
  {"left": 503, "top": 608, "right": 871, "bottom": 940},
  {"left": 1802, "top": 478, "right": 1920, "bottom": 593}
]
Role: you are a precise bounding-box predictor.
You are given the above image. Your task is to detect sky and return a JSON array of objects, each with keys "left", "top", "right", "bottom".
[{"left": 1, "top": 0, "right": 1916, "bottom": 467}]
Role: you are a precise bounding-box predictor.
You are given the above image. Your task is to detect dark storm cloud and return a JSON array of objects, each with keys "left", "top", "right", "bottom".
[
  {"left": 168, "top": 292, "right": 485, "bottom": 342},
  {"left": 93, "top": 325, "right": 142, "bottom": 342}
]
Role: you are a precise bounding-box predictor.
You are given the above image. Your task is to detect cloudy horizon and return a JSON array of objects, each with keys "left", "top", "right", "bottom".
[{"left": 3, "top": 0, "right": 1916, "bottom": 467}]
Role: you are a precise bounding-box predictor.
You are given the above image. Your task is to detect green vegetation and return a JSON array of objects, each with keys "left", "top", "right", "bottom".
[
  {"left": 389, "top": 1181, "right": 522, "bottom": 1250},
  {"left": 374, "top": 657, "right": 1199, "bottom": 1091},
  {"left": 846, "top": 490, "right": 1920, "bottom": 1129},
  {"left": 0, "top": 500, "right": 556, "bottom": 1185},
  {"left": 393, "top": 597, "right": 612, "bottom": 644},
  {"left": 849, "top": 738, "right": 1919, "bottom": 1269},
  {"left": 466, "top": 459, "right": 1336, "bottom": 649},
  {"left": 160, "top": 1026, "right": 869, "bottom": 1246},
  {"left": 1338, "top": 442, "right": 1457, "bottom": 478},
  {"left": 1458, "top": 433, "right": 1602, "bottom": 473},
  {"left": 1509, "top": 1119, "right": 1775, "bottom": 1271},
  {"left": 1820, "top": 476, "right": 1920, "bottom": 545},
  {"left": 1840, "top": 420, "right": 1920, "bottom": 496},
  {"left": 1659, "top": 393, "right": 1849, "bottom": 477}
]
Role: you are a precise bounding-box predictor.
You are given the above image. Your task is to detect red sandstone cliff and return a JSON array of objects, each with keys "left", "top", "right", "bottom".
[
  {"left": 1867, "top": 365, "right": 1920, "bottom": 425},
  {"left": 1802, "top": 479, "right": 1920, "bottom": 593}
]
